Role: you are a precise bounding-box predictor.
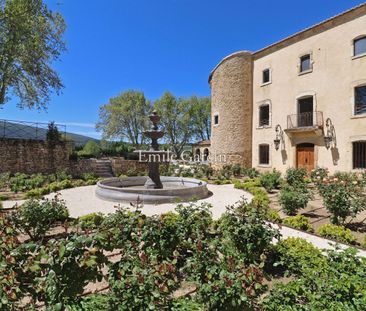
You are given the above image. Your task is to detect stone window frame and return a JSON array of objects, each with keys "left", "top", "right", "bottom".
[
  {"left": 298, "top": 51, "right": 313, "bottom": 75},
  {"left": 350, "top": 80, "right": 366, "bottom": 119},
  {"left": 258, "top": 143, "right": 271, "bottom": 167},
  {"left": 257, "top": 100, "right": 272, "bottom": 129},
  {"left": 213, "top": 113, "right": 219, "bottom": 126},
  {"left": 261, "top": 68, "right": 272, "bottom": 86},
  {"left": 352, "top": 35, "right": 366, "bottom": 60},
  {"left": 295, "top": 91, "right": 317, "bottom": 114}
]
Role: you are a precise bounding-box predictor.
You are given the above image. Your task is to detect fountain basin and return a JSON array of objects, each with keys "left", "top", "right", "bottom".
[{"left": 95, "top": 176, "right": 210, "bottom": 204}]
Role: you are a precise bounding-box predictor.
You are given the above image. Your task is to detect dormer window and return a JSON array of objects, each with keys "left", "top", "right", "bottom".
[{"left": 354, "top": 36, "right": 366, "bottom": 56}]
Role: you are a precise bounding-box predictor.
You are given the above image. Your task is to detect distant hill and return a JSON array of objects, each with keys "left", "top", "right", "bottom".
[{"left": 0, "top": 120, "right": 98, "bottom": 146}]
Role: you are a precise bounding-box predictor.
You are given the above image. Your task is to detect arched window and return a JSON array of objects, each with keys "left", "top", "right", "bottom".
[
  {"left": 203, "top": 148, "right": 209, "bottom": 161},
  {"left": 195, "top": 148, "right": 201, "bottom": 159},
  {"left": 354, "top": 36, "right": 366, "bottom": 56}
]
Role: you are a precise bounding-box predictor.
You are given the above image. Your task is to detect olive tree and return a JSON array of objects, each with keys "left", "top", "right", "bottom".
[{"left": 0, "top": 0, "right": 66, "bottom": 108}]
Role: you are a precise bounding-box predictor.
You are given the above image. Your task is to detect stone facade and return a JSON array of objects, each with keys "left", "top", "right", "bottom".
[
  {"left": 0, "top": 139, "right": 72, "bottom": 175},
  {"left": 110, "top": 158, "right": 148, "bottom": 175},
  {"left": 192, "top": 140, "right": 211, "bottom": 162},
  {"left": 209, "top": 3, "right": 366, "bottom": 173},
  {"left": 209, "top": 51, "right": 253, "bottom": 169},
  {"left": 0, "top": 138, "right": 153, "bottom": 177}
]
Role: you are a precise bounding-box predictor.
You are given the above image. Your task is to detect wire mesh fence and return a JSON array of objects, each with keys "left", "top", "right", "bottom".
[{"left": 0, "top": 119, "right": 67, "bottom": 141}]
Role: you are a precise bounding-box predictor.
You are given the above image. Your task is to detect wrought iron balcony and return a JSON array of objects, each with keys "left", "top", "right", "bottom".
[{"left": 285, "top": 111, "right": 324, "bottom": 135}]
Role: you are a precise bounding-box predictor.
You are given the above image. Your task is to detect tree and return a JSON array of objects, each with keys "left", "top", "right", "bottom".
[
  {"left": 96, "top": 90, "right": 151, "bottom": 147},
  {"left": 0, "top": 0, "right": 66, "bottom": 109},
  {"left": 189, "top": 96, "right": 211, "bottom": 141},
  {"left": 46, "top": 121, "right": 61, "bottom": 144},
  {"left": 79, "top": 140, "right": 101, "bottom": 158},
  {"left": 154, "top": 92, "right": 193, "bottom": 158}
]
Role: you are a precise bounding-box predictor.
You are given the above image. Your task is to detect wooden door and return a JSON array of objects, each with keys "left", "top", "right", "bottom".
[{"left": 296, "top": 144, "right": 314, "bottom": 171}]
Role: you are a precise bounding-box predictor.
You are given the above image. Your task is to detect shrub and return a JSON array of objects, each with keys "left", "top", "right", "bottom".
[
  {"left": 262, "top": 248, "right": 366, "bottom": 310},
  {"left": 310, "top": 167, "right": 329, "bottom": 183},
  {"left": 219, "top": 199, "right": 280, "bottom": 263},
  {"left": 26, "top": 188, "right": 43, "bottom": 198},
  {"left": 285, "top": 167, "right": 308, "bottom": 189},
  {"left": 77, "top": 213, "right": 104, "bottom": 230},
  {"left": 10, "top": 196, "right": 69, "bottom": 241},
  {"left": 259, "top": 169, "right": 281, "bottom": 192},
  {"left": 0, "top": 194, "right": 9, "bottom": 201},
  {"left": 82, "top": 172, "right": 97, "bottom": 181},
  {"left": 317, "top": 224, "right": 357, "bottom": 244},
  {"left": 231, "top": 164, "right": 242, "bottom": 176},
  {"left": 59, "top": 179, "right": 72, "bottom": 189},
  {"left": 79, "top": 140, "right": 101, "bottom": 158},
  {"left": 316, "top": 172, "right": 366, "bottom": 225},
  {"left": 242, "top": 167, "right": 259, "bottom": 178},
  {"left": 279, "top": 184, "right": 311, "bottom": 215},
  {"left": 283, "top": 214, "right": 313, "bottom": 232},
  {"left": 265, "top": 209, "right": 282, "bottom": 223},
  {"left": 251, "top": 187, "right": 270, "bottom": 209},
  {"left": 363, "top": 235, "right": 366, "bottom": 249},
  {"left": 275, "top": 237, "right": 327, "bottom": 275}
]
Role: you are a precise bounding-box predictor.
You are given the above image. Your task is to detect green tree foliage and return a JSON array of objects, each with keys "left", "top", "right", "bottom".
[
  {"left": 0, "top": 0, "right": 66, "bottom": 108},
  {"left": 154, "top": 92, "right": 193, "bottom": 157},
  {"left": 189, "top": 95, "right": 211, "bottom": 141},
  {"left": 96, "top": 90, "right": 151, "bottom": 146},
  {"left": 79, "top": 140, "right": 101, "bottom": 158}
]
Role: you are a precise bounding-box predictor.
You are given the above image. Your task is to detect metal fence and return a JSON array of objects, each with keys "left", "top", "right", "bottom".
[
  {"left": 287, "top": 111, "right": 323, "bottom": 129},
  {"left": 0, "top": 119, "right": 67, "bottom": 141}
]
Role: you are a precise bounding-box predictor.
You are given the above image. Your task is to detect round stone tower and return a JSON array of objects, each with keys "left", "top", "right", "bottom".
[{"left": 209, "top": 51, "right": 253, "bottom": 168}]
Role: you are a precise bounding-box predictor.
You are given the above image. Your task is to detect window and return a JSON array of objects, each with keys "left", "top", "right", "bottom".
[
  {"left": 262, "top": 69, "right": 271, "bottom": 84},
  {"left": 214, "top": 114, "right": 219, "bottom": 125},
  {"left": 259, "top": 144, "right": 270, "bottom": 165},
  {"left": 355, "top": 86, "right": 366, "bottom": 115},
  {"left": 354, "top": 36, "right": 366, "bottom": 56},
  {"left": 353, "top": 141, "right": 366, "bottom": 169},
  {"left": 300, "top": 54, "right": 311, "bottom": 73},
  {"left": 259, "top": 104, "right": 270, "bottom": 127}
]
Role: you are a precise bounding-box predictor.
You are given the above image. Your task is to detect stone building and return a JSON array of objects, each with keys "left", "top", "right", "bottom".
[
  {"left": 192, "top": 140, "right": 211, "bottom": 162},
  {"left": 209, "top": 3, "right": 366, "bottom": 173}
]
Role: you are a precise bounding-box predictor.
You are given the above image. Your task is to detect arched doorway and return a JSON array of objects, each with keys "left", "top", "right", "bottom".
[
  {"left": 203, "top": 148, "right": 209, "bottom": 162},
  {"left": 296, "top": 143, "right": 314, "bottom": 171}
]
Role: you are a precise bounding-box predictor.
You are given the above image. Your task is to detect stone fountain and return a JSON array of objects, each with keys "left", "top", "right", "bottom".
[{"left": 95, "top": 111, "right": 210, "bottom": 204}]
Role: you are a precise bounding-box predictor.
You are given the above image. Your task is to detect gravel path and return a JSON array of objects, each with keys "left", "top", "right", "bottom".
[
  {"left": 2, "top": 184, "right": 252, "bottom": 219},
  {"left": 4, "top": 184, "right": 366, "bottom": 257}
]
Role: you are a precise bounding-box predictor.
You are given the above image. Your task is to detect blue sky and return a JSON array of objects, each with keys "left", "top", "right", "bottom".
[{"left": 1, "top": 0, "right": 364, "bottom": 139}]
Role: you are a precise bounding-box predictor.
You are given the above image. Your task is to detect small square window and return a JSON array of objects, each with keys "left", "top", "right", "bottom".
[
  {"left": 355, "top": 86, "right": 366, "bottom": 115},
  {"left": 354, "top": 37, "right": 366, "bottom": 56},
  {"left": 259, "top": 144, "right": 270, "bottom": 165},
  {"left": 214, "top": 114, "right": 219, "bottom": 125},
  {"left": 300, "top": 54, "right": 311, "bottom": 72},
  {"left": 259, "top": 105, "right": 270, "bottom": 127},
  {"left": 262, "top": 69, "right": 271, "bottom": 84}
]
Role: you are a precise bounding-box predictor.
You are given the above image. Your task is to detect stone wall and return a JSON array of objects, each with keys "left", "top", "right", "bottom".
[
  {"left": 0, "top": 138, "right": 72, "bottom": 175},
  {"left": 0, "top": 138, "right": 171, "bottom": 177},
  {"left": 209, "top": 51, "right": 253, "bottom": 169},
  {"left": 110, "top": 158, "right": 148, "bottom": 175}
]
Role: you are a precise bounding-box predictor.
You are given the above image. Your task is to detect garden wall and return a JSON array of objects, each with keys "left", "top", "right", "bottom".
[
  {"left": 0, "top": 138, "right": 73, "bottom": 175},
  {"left": 110, "top": 158, "right": 148, "bottom": 175}
]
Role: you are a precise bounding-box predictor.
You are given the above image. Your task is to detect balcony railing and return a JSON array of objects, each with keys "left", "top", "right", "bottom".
[{"left": 287, "top": 111, "right": 323, "bottom": 130}]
